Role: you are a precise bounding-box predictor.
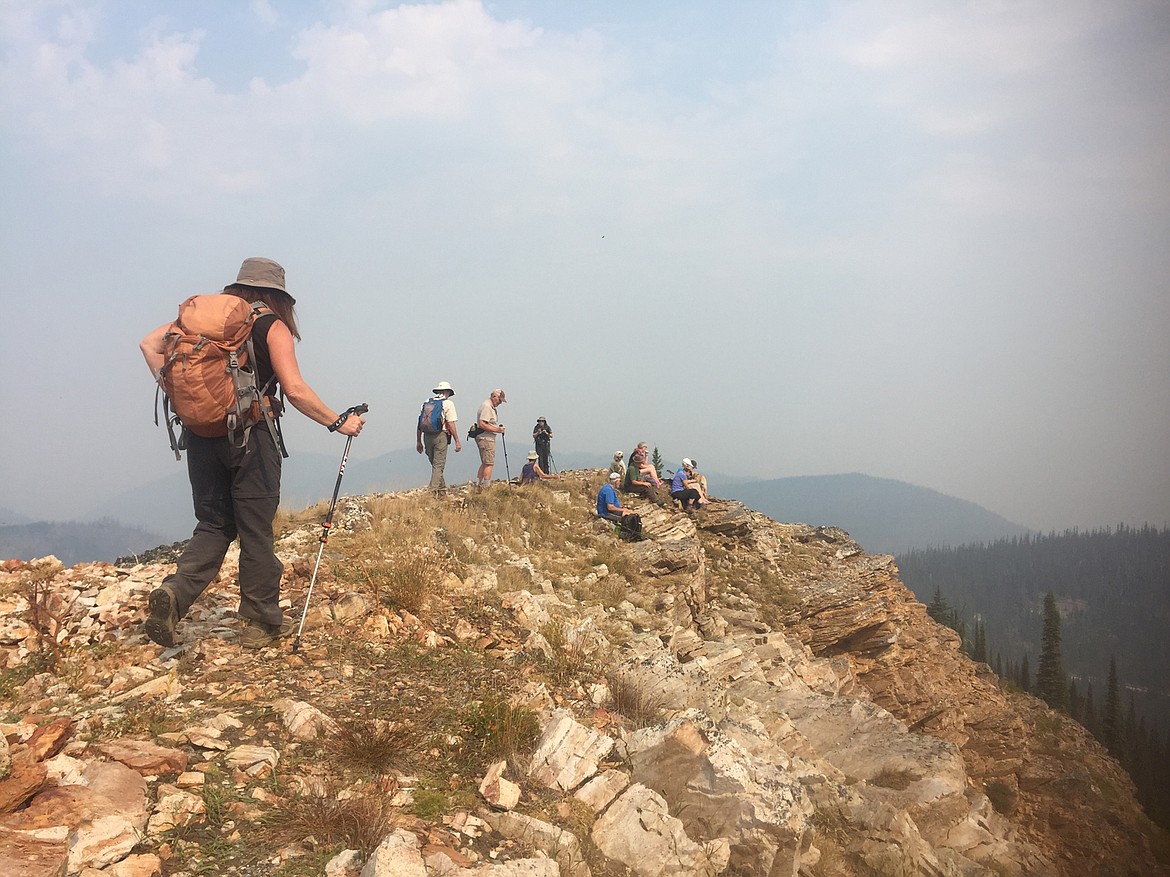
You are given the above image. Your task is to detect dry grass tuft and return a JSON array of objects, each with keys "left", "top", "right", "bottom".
[
  {"left": 264, "top": 792, "right": 391, "bottom": 855},
  {"left": 607, "top": 671, "right": 667, "bottom": 729},
  {"left": 274, "top": 501, "right": 330, "bottom": 536},
  {"left": 539, "top": 621, "right": 595, "bottom": 684},
  {"left": 868, "top": 767, "right": 918, "bottom": 791},
  {"left": 587, "top": 544, "right": 641, "bottom": 584},
  {"left": 328, "top": 717, "right": 412, "bottom": 777},
  {"left": 350, "top": 549, "right": 439, "bottom": 614}
]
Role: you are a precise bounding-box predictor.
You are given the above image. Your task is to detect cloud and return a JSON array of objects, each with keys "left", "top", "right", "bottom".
[
  {"left": 0, "top": 1, "right": 622, "bottom": 202},
  {"left": 250, "top": 0, "right": 278, "bottom": 29}
]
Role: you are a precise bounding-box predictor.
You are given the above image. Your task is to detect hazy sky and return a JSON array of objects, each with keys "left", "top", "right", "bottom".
[{"left": 2, "top": 0, "right": 1168, "bottom": 533}]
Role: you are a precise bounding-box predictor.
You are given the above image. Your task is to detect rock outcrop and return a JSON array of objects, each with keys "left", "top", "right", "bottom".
[{"left": 0, "top": 475, "right": 1164, "bottom": 876}]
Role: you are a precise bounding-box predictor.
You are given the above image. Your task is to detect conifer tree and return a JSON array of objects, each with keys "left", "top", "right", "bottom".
[
  {"left": 972, "top": 618, "right": 987, "bottom": 663},
  {"left": 927, "top": 587, "right": 950, "bottom": 624},
  {"left": 1124, "top": 694, "right": 1138, "bottom": 765},
  {"left": 1083, "top": 682, "right": 1097, "bottom": 736},
  {"left": 1019, "top": 652, "right": 1031, "bottom": 692},
  {"left": 1068, "top": 679, "right": 1081, "bottom": 723},
  {"left": 1035, "top": 591, "right": 1066, "bottom": 709},
  {"left": 651, "top": 446, "right": 663, "bottom": 476},
  {"left": 1102, "top": 656, "right": 1122, "bottom": 755}
]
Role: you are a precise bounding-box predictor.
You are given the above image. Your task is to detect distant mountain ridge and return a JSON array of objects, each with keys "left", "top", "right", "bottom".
[
  {"left": 6, "top": 463, "right": 1028, "bottom": 564},
  {"left": 721, "top": 473, "right": 1031, "bottom": 555},
  {"left": 0, "top": 518, "right": 167, "bottom": 567},
  {"left": 0, "top": 507, "right": 33, "bottom": 526}
]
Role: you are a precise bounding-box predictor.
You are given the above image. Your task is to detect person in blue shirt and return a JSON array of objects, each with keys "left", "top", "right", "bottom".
[
  {"left": 670, "top": 458, "right": 703, "bottom": 511},
  {"left": 597, "top": 472, "right": 635, "bottom": 522}
]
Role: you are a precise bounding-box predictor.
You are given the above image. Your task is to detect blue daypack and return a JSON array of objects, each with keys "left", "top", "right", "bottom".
[{"left": 418, "top": 397, "right": 444, "bottom": 434}]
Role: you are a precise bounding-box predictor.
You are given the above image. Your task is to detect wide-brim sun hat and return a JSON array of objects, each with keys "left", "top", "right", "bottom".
[
  {"left": 682, "top": 458, "right": 694, "bottom": 469},
  {"left": 527, "top": 451, "right": 539, "bottom": 460},
  {"left": 235, "top": 257, "right": 287, "bottom": 293},
  {"left": 432, "top": 381, "right": 454, "bottom": 395}
]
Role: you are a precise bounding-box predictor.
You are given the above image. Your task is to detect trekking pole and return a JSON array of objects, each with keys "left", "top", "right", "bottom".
[
  {"left": 292, "top": 403, "right": 368, "bottom": 654},
  {"left": 500, "top": 429, "right": 511, "bottom": 481},
  {"left": 548, "top": 451, "right": 556, "bottom": 474}
]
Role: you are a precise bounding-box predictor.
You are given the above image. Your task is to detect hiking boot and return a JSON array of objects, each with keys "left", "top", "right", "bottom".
[
  {"left": 145, "top": 584, "right": 179, "bottom": 647},
  {"left": 239, "top": 617, "right": 293, "bottom": 650}
]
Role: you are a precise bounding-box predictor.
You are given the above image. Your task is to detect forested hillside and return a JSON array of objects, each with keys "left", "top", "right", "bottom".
[
  {"left": 0, "top": 518, "right": 166, "bottom": 567},
  {"left": 897, "top": 525, "right": 1170, "bottom": 826}
]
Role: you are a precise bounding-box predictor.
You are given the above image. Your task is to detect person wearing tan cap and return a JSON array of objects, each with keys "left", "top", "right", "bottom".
[
  {"left": 416, "top": 380, "right": 461, "bottom": 490},
  {"left": 139, "top": 257, "right": 365, "bottom": 650},
  {"left": 472, "top": 388, "right": 506, "bottom": 484}
]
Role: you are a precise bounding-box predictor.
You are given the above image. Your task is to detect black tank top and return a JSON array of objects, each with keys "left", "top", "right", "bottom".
[{"left": 251, "top": 312, "right": 279, "bottom": 394}]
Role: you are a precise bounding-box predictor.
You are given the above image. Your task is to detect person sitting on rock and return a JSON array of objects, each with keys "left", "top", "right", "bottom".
[
  {"left": 623, "top": 449, "right": 664, "bottom": 505},
  {"left": 685, "top": 458, "right": 712, "bottom": 505},
  {"left": 597, "top": 472, "right": 636, "bottom": 522},
  {"left": 598, "top": 472, "right": 643, "bottom": 540},
  {"left": 670, "top": 459, "right": 703, "bottom": 511},
  {"left": 626, "top": 444, "right": 661, "bottom": 488},
  {"left": 521, "top": 450, "right": 557, "bottom": 484}
]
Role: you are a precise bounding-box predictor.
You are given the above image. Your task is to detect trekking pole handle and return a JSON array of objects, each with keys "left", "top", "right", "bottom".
[{"left": 328, "top": 403, "right": 368, "bottom": 431}]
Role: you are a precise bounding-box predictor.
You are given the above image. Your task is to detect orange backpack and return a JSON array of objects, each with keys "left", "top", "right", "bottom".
[{"left": 155, "top": 294, "right": 285, "bottom": 459}]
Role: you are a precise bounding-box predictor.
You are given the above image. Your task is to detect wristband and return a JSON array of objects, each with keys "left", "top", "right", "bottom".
[{"left": 327, "top": 413, "right": 348, "bottom": 432}]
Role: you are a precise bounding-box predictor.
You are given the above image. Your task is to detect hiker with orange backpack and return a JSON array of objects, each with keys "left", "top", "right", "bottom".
[{"left": 139, "top": 257, "right": 365, "bottom": 650}]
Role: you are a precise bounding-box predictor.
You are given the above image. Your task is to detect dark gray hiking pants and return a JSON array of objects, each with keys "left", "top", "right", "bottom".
[{"left": 164, "top": 427, "right": 284, "bottom": 627}]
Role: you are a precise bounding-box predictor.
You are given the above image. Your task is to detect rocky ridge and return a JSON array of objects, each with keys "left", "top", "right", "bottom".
[{"left": 0, "top": 471, "right": 1165, "bottom": 876}]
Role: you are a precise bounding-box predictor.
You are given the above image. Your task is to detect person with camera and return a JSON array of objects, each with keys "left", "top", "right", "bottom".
[{"left": 532, "top": 417, "right": 553, "bottom": 473}]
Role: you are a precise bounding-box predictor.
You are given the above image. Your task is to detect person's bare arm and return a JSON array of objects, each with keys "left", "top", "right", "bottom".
[
  {"left": 139, "top": 323, "right": 173, "bottom": 377},
  {"left": 267, "top": 320, "right": 363, "bottom": 436}
]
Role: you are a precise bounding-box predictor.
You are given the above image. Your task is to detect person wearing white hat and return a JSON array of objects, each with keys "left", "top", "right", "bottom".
[
  {"left": 670, "top": 459, "right": 703, "bottom": 511},
  {"left": 597, "top": 472, "right": 636, "bottom": 522},
  {"left": 687, "top": 458, "right": 712, "bottom": 505},
  {"left": 416, "top": 381, "right": 461, "bottom": 490}
]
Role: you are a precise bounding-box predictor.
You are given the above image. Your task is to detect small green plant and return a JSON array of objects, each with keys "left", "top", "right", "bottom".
[
  {"left": 96, "top": 699, "right": 182, "bottom": 740},
  {"left": 410, "top": 788, "right": 448, "bottom": 820},
  {"left": 200, "top": 776, "right": 233, "bottom": 828},
  {"left": 462, "top": 692, "right": 539, "bottom": 760}
]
